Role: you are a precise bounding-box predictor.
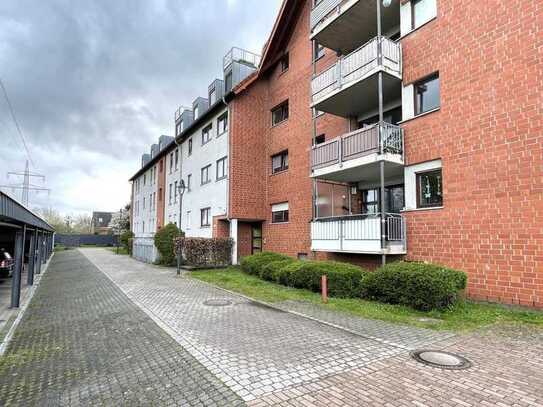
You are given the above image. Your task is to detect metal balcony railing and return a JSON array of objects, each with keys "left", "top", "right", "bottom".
[
  {"left": 310, "top": 213, "right": 406, "bottom": 253},
  {"left": 223, "top": 47, "right": 261, "bottom": 70},
  {"left": 311, "top": 122, "right": 404, "bottom": 170},
  {"left": 310, "top": 0, "right": 344, "bottom": 32},
  {"left": 311, "top": 36, "right": 401, "bottom": 104}
]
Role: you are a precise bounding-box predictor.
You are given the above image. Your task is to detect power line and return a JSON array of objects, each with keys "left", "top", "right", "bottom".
[{"left": 0, "top": 77, "right": 35, "bottom": 167}]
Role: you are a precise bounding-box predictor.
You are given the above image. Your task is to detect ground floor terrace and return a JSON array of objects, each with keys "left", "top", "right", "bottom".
[{"left": 1, "top": 248, "right": 542, "bottom": 406}]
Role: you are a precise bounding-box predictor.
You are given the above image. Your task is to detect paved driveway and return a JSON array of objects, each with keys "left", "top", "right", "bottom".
[{"left": 1, "top": 248, "right": 542, "bottom": 406}]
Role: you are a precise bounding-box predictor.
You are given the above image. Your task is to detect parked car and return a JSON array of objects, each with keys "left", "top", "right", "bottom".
[{"left": 0, "top": 249, "right": 14, "bottom": 278}]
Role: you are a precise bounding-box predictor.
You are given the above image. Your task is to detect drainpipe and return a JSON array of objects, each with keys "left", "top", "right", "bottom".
[{"left": 377, "top": 0, "right": 386, "bottom": 266}]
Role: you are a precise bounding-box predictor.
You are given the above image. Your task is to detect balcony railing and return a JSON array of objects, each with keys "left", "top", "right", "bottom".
[
  {"left": 310, "top": 0, "right": 344, "bottom": 32},
  {"left": 311, "top": 213, "right": 406, "bottom": 254},
  {"left": 223, "top": 47, "right": 261, "bottom": 70},
  {"left": 311, "top": 122, "right": 403, "bottom": 170},
  {"left": 311, "top": 36, "right": 401, "bottom": 104}
]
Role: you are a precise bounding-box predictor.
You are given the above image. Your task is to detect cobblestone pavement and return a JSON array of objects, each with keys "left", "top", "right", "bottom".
[
  {"left": 0, "top": 250, "right": 243, "bottom": 406},
  {"left": 81, "top": 248, "right": 533, "bottom": 407}
]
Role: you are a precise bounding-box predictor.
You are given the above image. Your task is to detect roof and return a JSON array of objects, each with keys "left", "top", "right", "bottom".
[
  {"left": 233, "top": 0, "right": 304, "bottom": 96},
  {"left": 0, "top": 190, "right": 54, "bottom": 232},
  {"left": 129, "top": 100, "right": 228, "bottom": 182},
  {"left": 175, "top": 99, "right": 227, "bottom": 144},
  {"left": 91, "top": 211, "right": 113, "bottom": 228}
]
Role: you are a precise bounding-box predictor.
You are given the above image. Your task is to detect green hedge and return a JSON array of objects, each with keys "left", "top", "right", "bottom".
[
  {"left": 240, "top": 252, "right": 291, "bottom": 276},
  {"left": 240, "top": 252, "right": 467, "bottom": 311},
  {"left": 362, "top": 262, "right": 467, "bottom": 311},
  {"left": 154, "top": 223, "right": 183, "bottom": 266}
]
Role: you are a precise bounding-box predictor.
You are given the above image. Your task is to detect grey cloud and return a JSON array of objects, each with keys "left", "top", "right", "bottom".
[{"left": 0, "top": 0, "right": 281, "bottom": 214}]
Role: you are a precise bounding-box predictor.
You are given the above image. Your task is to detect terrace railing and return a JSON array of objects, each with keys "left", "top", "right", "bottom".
[{"left": 310, "top": 0, "right": 344, "bottom": 32}]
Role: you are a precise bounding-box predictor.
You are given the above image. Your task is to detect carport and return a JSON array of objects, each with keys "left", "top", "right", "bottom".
[{"left": 0, "top": 191, "right": 54, "bottom": 309}]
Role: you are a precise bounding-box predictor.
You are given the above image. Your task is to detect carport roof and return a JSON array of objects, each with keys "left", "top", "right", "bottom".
[{"left": 0, "top": 191, "right": 54, "bottom": 232}]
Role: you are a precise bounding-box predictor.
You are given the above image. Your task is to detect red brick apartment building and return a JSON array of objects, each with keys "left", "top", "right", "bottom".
[{"left": 226, "top": 0, "right": 543, "bottom": 307}]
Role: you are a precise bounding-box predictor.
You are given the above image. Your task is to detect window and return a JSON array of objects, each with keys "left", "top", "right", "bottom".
[
  {"left": 179, "top": 120, "right": 184, "bottom": 133},
  {"left": 194, "top": 104, "right": 199, "bottom": 119},
  {"left": 271, "top": 151, "right": 288, "bottom": 174},
  {"left": 200, "top": 207, "right": 211, "bottom": 227},
  {"left": 271, "top": 101, "right": 289, "bottom": 126},
  {"left": 217, "top": 113, "right": 228, "bottom": 136},
  {"left": 313, "top": 42, "right": 325, "bottom": 61},
  {"left": 412, "top": 0, "right": 437, "bottom": 30},
  {"left": 216, "top": 156, "right": 227, "bottom": 180},
  {"left": 188, "top": 138, "right": 193, "bottom": 155},
  {"left": 414, "top": 73, "right": 440, "bottom": 115},
  {"left": 362, "top": 189, "right": 380, "bottom": 214},
  {"left": 159, "top": 160, "right": 163, "bottom": 173},
  {"left": 201, "top": 165, "right": 211, "bottom": 185},
  {"left": 280, "top": 53, "right": 289, "bottom": 72},
  {"left": 175, "top": 148, "right": 179, "bottom": 170},
  {"left": 417, "top": 169, "right": 443, "bottom": 208},
  {"left": 186, "top": 211, "right": 191, "bottom": 230},
  {"left": 176, "top": 122, "right": 182, "bottom": 136},
  {"left": 187, "top": 174, "right": 192, "bottom": 191},
  {"left": 143, "top": 174, "right": 146, "bottom": 185},
  {"left": 202, "top": 124, "right": 212, "bottom": 145},
  {"left": 169, "top": 153, "right": 174, "bottom": 173},
  {"left": 142, "top": 221, "right": 145, "bottom": 233},
  {"left": 143, "top": 197, "right": 146, "bottom": 209},
  {"left": 271, "top": 202, "right": 289, "bottom": 223},
  {"left": 174, "top": 181, "right": 178, "bottom": 203},
  {"left": 169, "top": 184, "right": 172, "bottom": 204},
  {"left": 209, "top": 88, "right": 216, "bottom": 106},
  {"left": 313, "top": 134, "right": 326, "bottom": 145}
]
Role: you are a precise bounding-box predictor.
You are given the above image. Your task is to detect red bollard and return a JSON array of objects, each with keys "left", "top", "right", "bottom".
[{"left": 321, "top": 275, "right": 328, "bottom": 304}]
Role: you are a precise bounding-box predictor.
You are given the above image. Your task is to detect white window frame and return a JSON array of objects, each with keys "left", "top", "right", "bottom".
[{"left": 403, "top": 159, "right": 442, "bottom": 211}]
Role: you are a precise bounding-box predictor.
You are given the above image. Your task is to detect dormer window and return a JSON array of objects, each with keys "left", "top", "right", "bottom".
[
  {"left": 209, "top": 88, "right": 217, "bottom": 106},
  {"left": 194, "top": 105, "right": 199, "bottom": 119}
]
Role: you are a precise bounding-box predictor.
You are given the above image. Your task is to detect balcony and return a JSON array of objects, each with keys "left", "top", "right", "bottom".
[
  {"left": 311, "top": 36, "right": 401, "bottom": 117},
  {"left": 311, "top": 122, "right": 403, "bottom": 182},
  {"left": 223, "top": 47, "right": 261, "bottom": 70},
  {"left": 311, "top": 214, "right": 406, "bottom": 255},
  {"left": 310, "top": 0, "right": 400, "bottom": 55}
]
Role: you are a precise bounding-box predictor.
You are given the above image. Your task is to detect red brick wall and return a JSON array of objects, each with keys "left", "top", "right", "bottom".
[
  {"left": 156, "top": 157, "right": 166, "bottom": 231},
  {"left": 401, "top": 1, "right": 543, "bottom": 307},
  {"left": 212, "top": 216, "right": 230, "bottom": 238}
]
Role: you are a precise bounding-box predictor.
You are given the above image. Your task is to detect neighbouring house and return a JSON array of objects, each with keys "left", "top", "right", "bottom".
[
  {"left": 226, "top": 0, "right": 542, "bottom": 308},
  {"left": 91, "top": 211, "right": 114, "bottom": 235},
  {"left": 129, "top": 135, "right": 173, "bottom": 262},
  {"left": 129, "top": 47, "right": 259, "bottom": 263}
]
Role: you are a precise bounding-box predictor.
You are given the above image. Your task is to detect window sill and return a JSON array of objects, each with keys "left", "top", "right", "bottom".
[
  {"left": 201, "top": 182, "right": 211, "bottom": 187},
  {"left": 401, "top": 206, "right": 443, "bottom": 213},
  {"left": 216, "top": 131, "right": 227, "bottom": 138},
  {"left": 270, "top": 169, "right": 288, "bottom": 176},
  {"left": 400, "top": 16, "right": 437, "bottom": 41},
  {"left": 271, "top": 119, "right": 288, "bottom": 129},
  {"left": 398, "top": 107, "right": 440, "bottom": 124},
  {"left": 200, "top": 225, "right": 211, "bottom": 228},
  {"left": 270, "top": 222, "right": 289, "bottom": 225},
  {"left": 279, "top": 68, "right": 289, "bottom": 77},
  {"left": 216, "top": 176, "right": 227, "bottom": 182}
]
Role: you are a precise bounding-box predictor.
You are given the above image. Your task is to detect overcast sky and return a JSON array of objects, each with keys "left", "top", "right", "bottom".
[{"left": 0, "top": 0, "right": 281, "bottom": 216}]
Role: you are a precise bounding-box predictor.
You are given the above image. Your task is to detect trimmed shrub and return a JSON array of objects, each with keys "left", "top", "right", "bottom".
[
  {"left": 278, "top": 260, "right": 367, "bottom": 298},
  {"left": 154, "top": 223, "right": 183, "bottom": 266},
  {"left": 240, "top": 252, "right": 292, "bottom": 276},
  {"left": 260, "top": 259, "right": 295, "bottom": 282},
  {"left": 362, "top": 262, "right": 467, "bottom": 311},
  {"left": 175, "top": 237, "right": 234, "bottom": 267}
]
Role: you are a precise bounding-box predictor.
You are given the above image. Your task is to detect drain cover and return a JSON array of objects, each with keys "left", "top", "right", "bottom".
[
  {"left": 203, "top": 299, "right": 232, "bottom": 307},
  {"left": 411, "top": 350, "right": 472, "bottom": 370}
]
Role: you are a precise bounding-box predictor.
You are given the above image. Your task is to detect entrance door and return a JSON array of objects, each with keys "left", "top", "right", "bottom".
[{"left": 251, "top": 225, "right": 262, "bottom": 254}]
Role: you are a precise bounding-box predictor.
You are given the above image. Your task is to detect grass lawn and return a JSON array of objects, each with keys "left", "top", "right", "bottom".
[
  {"left": 106, "top": 247, "right": 129, "bottom": 255},
  {"left": 191, "top": 267, "right": 543, "bottom": 333}
]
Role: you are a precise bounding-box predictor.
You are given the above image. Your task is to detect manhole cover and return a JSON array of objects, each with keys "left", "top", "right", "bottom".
[
  {"left": 411, "top": 350, "right": 472, "bottom": 370},
  {"left": 203, "top": 299, "right": 232, "bottom": 307}
]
